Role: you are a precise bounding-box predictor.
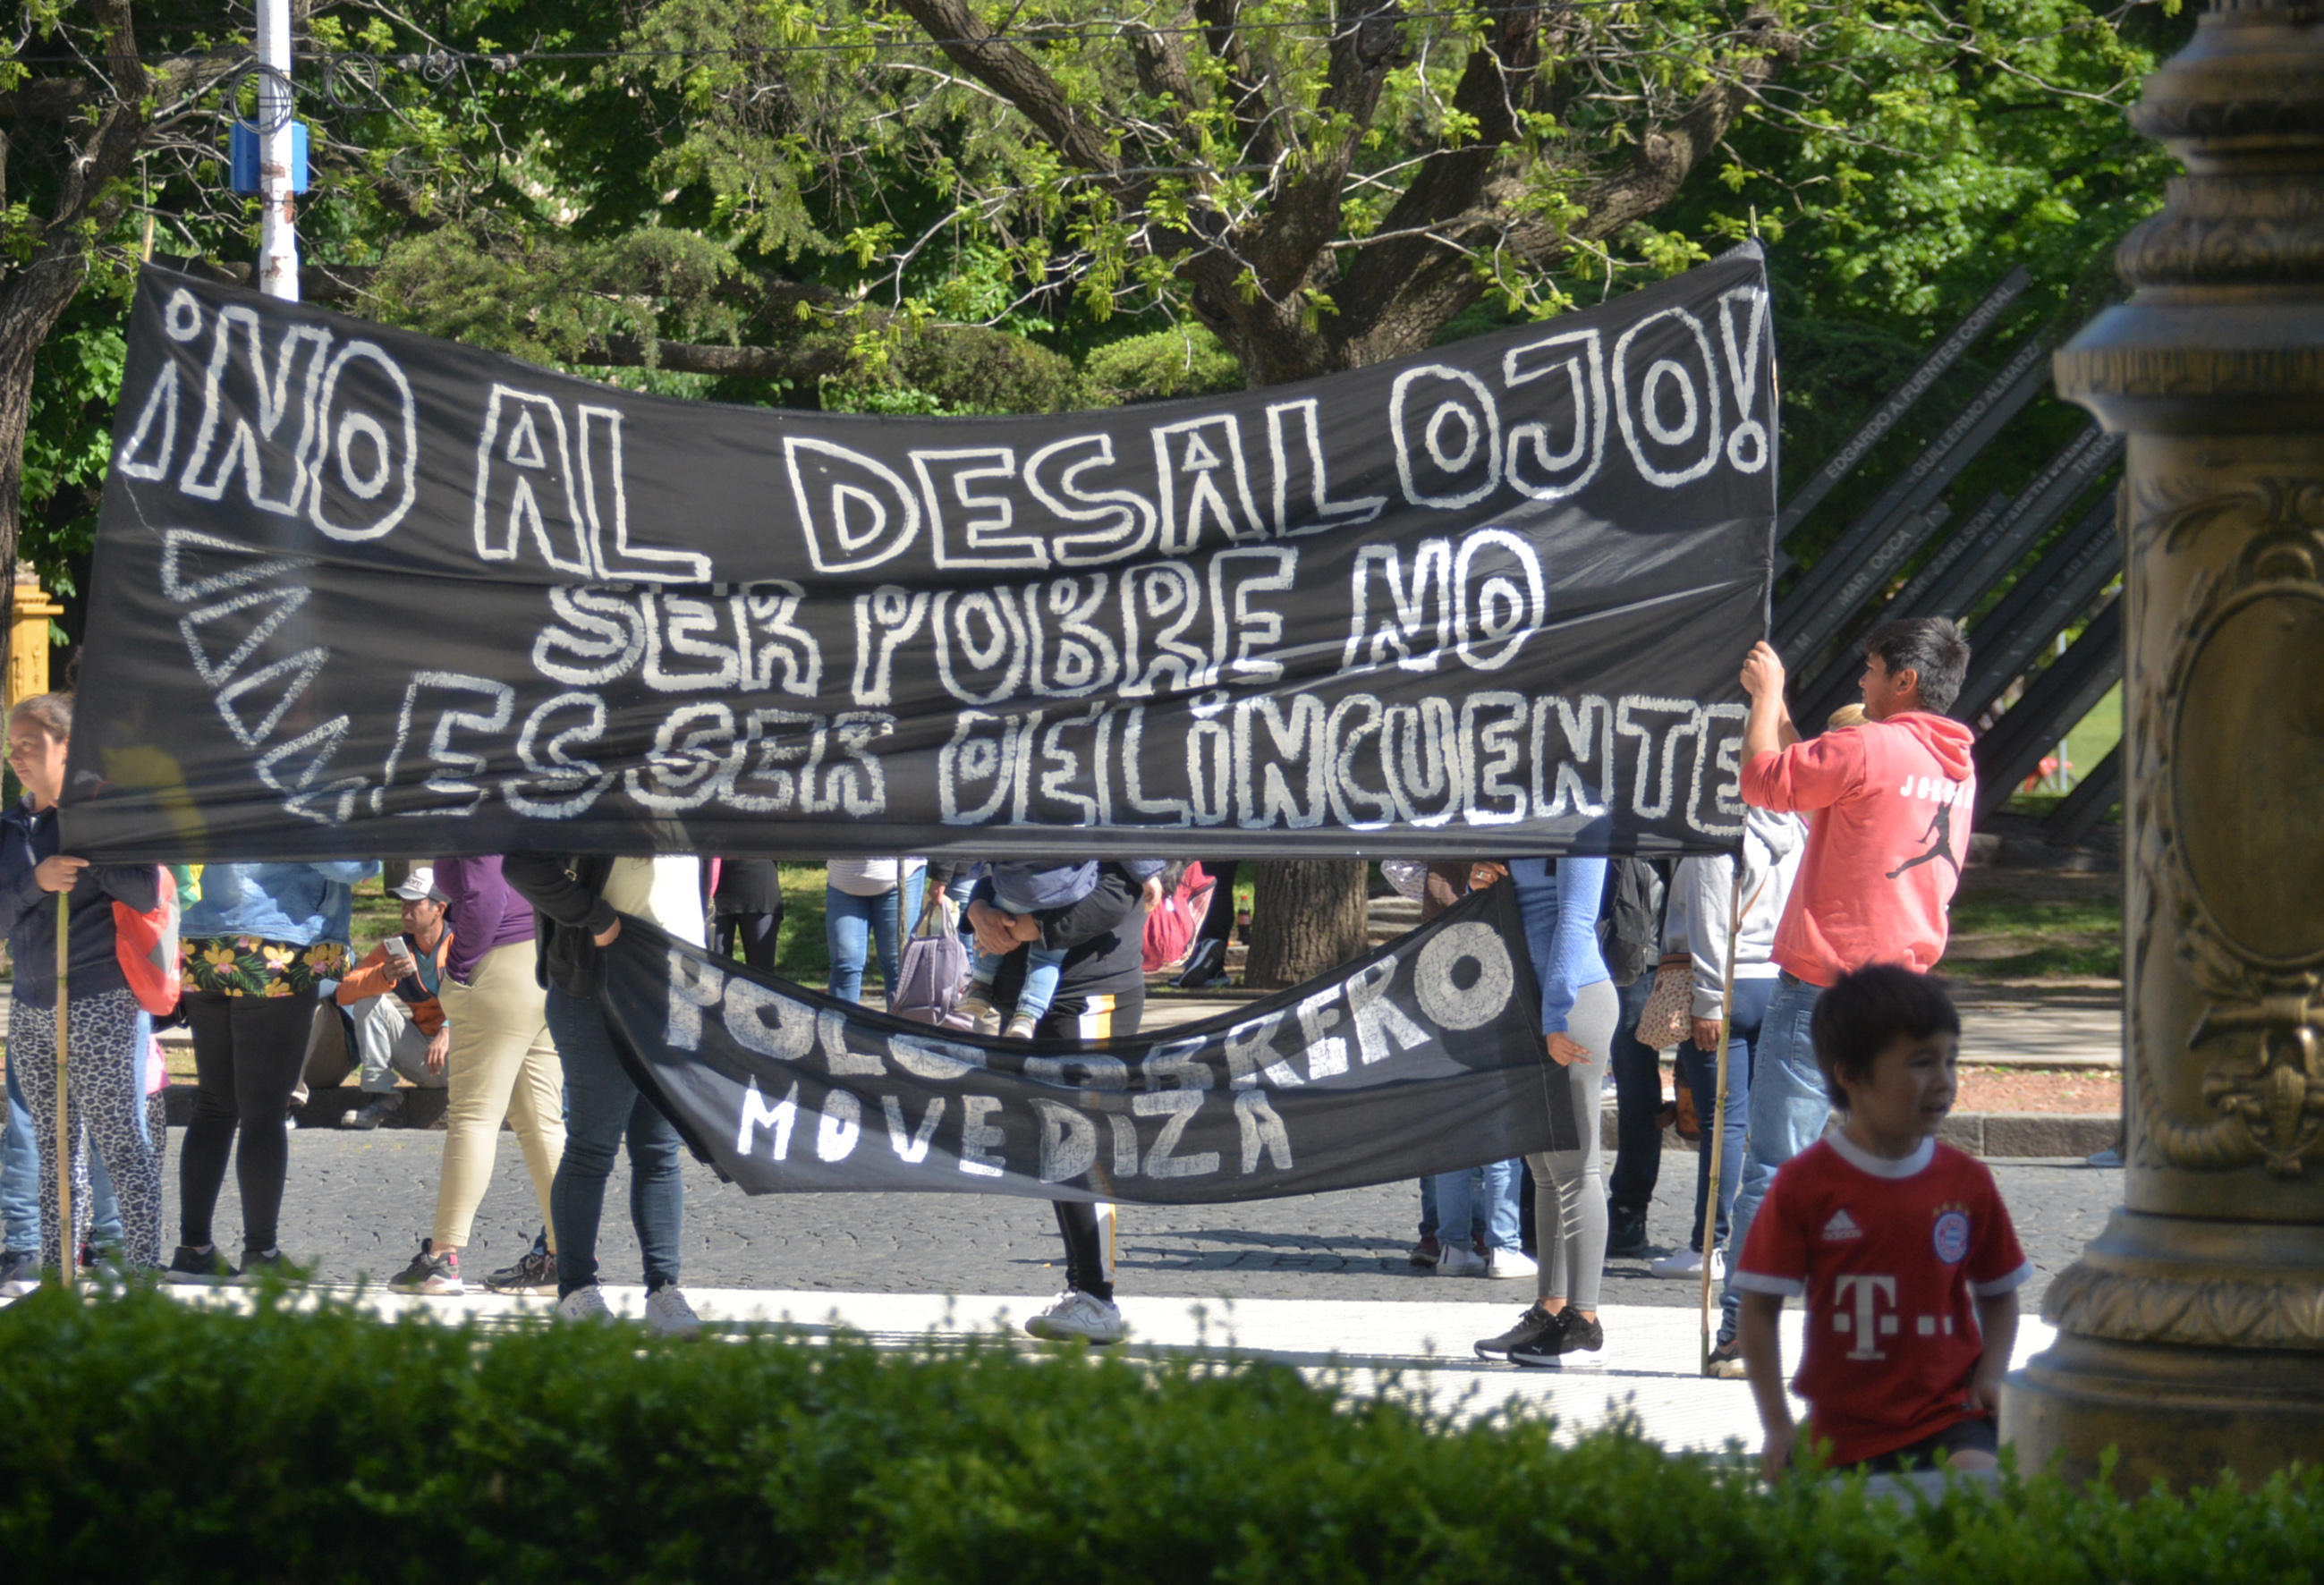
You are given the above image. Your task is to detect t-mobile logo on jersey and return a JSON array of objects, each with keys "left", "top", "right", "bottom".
[{"left": 1831, "top": 1274, "right": 1900, "bottom": 1360}]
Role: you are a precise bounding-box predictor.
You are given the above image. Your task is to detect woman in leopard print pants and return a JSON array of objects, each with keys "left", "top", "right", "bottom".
[
  {"left": 11, "top": 990, "right": 159, "bottom": 1273},
  {"left": 0, "top": 694, "right": 165, "bottom": 1277}
]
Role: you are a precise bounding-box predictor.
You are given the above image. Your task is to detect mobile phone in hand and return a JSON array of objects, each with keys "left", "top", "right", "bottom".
[{"left": 384, "top": 938, "right": 417, "bottom": 975}]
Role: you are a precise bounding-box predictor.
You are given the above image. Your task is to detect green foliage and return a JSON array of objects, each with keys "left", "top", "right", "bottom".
[
  {"left": 1082, "top": 325, "right": 1245, "bottom": 405},
  {"left": 2, "top": 1287, "right": 2321, "bottom": 1582},
  {"left": 890, "top": 324, "right": 1090, "bottom": 414},
  {"left": 368, "top": 226, "right": 750, "bottom": 367},
  {"left": 1648, "top": 0, "right": 2195, "bottom": 582}
]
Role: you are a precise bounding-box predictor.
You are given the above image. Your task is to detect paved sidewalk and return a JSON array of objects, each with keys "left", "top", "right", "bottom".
[
  {"left": 160, "top": 1131, "right": 2119, "bottom": 1311},
  {"left": 154, "top": 1280, "right": 2057, "bottom": 1454}
]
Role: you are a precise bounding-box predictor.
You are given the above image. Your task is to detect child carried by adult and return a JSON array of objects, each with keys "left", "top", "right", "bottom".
[{"left": 958, "top": 860, "right": 1163, "bottom": 1038}]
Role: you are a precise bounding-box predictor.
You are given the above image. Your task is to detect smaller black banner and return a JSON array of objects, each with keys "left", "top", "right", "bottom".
[{"left": 597, "top": 883, "right": 1554, "bottom": 1204}]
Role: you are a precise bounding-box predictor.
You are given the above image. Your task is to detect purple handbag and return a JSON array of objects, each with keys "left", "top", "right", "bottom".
[{"left": 890, "top": 901, "right": 971, "bottom": 1029}]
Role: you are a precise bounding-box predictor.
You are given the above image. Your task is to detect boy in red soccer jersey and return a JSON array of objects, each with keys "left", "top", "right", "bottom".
[{"left": 1734, "top": 965, "right": 2030, "bottom": 1479}]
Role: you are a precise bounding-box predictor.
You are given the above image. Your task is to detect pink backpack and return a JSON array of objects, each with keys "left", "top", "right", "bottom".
[{"left": 1142, "top": 863, "right": 1214, "bottom": 972}]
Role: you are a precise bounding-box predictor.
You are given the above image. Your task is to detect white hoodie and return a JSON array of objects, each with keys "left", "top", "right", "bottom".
[{"left": 1670, "top": 807, "right": 1806, "bottom": 1019}]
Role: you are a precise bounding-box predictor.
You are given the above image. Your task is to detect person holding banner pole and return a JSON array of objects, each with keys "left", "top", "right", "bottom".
[
  {"left": 0, "top": 692, "right": 165, "bottom": 1285},
  {"left": 968, "top": 860, "right": 1154, "bottom": 1345},
  {"left": 1714, "top": 620, "right": 1977, "bottom": 1377},
  {"left": 504, "top": 853, "right": 707, "bottom": 1337},
  {"left": 1474, "top": 854, "right": 1616, "bottom": 1366}
]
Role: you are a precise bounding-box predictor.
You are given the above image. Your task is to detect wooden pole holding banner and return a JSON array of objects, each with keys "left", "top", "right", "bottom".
[
  {"left": 1699, "top": 867, "right": 1743, "bottom": 1374},
  {"left": 54, "top": 893, "right": 72, "bottom": 1291}
]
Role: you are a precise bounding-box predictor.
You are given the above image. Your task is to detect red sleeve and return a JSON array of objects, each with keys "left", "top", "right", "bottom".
[
  {"left": 1733, "top": 1161, "right": 1811, "bottom": 1297},
  {"left": 1966, "top": 1167, "right": 2031, "bottom": 1295},
  {"left": 1740, "top": 729, "right": 1865, "bottom": 815}
]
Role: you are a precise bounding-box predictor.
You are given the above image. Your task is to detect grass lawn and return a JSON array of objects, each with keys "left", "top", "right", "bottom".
[
  {"left": 2006, "top": 682, "right": 2122, "bottom": 812},
  {"left": 352, "top": 864, "right": 846, "bottom": 995},
  {"left": 1940, "top": 863, "right": 2122, "bottom": 980}
]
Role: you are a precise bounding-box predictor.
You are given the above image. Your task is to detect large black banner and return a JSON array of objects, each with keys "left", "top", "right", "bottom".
[
  {"left": 598, "top": 883, "right": 1558, "bottom": 1202},
  {"left": 64, "top": 247, "right": 1776, "bottom": 862}
]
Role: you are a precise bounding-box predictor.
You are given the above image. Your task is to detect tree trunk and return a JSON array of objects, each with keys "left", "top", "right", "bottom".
[
  {"left": 0, "top": 248, "right": 98, "bottom": 577},
  {"left": 1243, "top": 859, "right": 1371, "bottom": 988}
]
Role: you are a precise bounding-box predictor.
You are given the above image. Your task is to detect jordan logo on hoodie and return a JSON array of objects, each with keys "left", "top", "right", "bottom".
[{"left": 1886, "top": 777, "right": 1967, "bottom": 882}]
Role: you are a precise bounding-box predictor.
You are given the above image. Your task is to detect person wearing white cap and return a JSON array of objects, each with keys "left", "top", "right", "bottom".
[{"left": 329, "top": 868, "right": 455, "bottom": 1131}]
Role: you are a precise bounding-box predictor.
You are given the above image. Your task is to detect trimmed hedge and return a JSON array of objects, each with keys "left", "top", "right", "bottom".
[{"left": 1, "top": 1286, "right": 2320, "bottom": 1583}]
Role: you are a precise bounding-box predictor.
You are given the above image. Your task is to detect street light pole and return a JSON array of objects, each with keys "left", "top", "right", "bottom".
[{"left": 256, "top": 0, "right": 298, "bottom": 302}]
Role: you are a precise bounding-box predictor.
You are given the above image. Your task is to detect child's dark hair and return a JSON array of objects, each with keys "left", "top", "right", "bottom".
[
  {"left": 1812, "top": 965, "right": 1961, "bottom": 1106},
  {"left": 1862, "top": 616, "right": 1971, "bottom": 716}
]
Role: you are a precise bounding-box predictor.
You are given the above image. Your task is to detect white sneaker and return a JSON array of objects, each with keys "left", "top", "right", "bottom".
[
  {"left": 1648, "top": 1247, "right": 1725, "bottom": 1281},
  {"left": 646, "top": 1285, "right": 703, "bottom": 1338},
  {"left": 1023, "top": 1289, "right": 1127, "bottom": 1344},
  {"left": 1435, "top": 1243, "right": 1488, "bottom": 1276},
  {"left": 1486, "top": 1246, "right": 1539, "bottom": 1280},
  {"left": 555, "top": 1284, "right": 614, "bottom": 1324}
]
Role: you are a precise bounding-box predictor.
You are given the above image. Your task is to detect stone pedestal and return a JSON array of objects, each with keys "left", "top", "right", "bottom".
[{"left": 2001, "top": 0, "right": 2324, "bottom": 1490}]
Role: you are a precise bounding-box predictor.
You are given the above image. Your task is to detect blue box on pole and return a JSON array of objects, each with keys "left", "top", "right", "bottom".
[{"left": 229, "top": 122, "right": 310, "bottom": 195}]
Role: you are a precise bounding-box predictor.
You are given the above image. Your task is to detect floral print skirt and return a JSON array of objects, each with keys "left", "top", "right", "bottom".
[{"left": 181, "top": 936, "right": 351, "bottom": 997}]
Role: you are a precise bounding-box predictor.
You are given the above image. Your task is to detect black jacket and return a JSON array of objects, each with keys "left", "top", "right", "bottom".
[
  {"left": 711, "top": 859, "right": 785, "bottom": 918},
  {"left": 0, "top": 783, "right": 161, "bottom": 1006},
  {"left": 501, "top": 854, "right": 618, "bottom": 998},
  {"left": 978, "top": 862, "right": 1148, "bottom": 1009}
]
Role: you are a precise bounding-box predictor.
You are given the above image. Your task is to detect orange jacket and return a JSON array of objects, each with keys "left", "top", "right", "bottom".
[{"left": 335, "top": 929, "right": 454, "bottom": 1036}]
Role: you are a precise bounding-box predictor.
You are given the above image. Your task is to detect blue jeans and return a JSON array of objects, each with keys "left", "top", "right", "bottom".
[
  {"left": 547, "top": 987, "right": 683, "bottom": 1297},
  {"left": 1605, "top": 975, "right": 1666, "bottom": 1220},
  {"left": 825, "top": 870, "right": 926, "bottom": 1004},
  {"left": 1672, "top": 975, "right": 1772, "bottom": 1253},
  {"left": 1721, "top": 973, "right": 1828, "bottom": 1332},
  {"left": 1431, "top": 1158, "right": 1522, "bottom": 1253},
  {"left": 973, "top": 943, "right": 1065, "bottom": 1022},
  {"left": 4, "top": 1060, "right": 124, "bottom": 1255}
]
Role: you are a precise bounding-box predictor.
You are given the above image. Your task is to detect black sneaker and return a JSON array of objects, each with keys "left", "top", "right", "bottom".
[
  {"left": 1706, "top": 1335, "right": 1745, "bottom": 1378},
  {"left": 1475, "top": 1301, "right": 1563, "bottom": 1361},
  {"left": 233, "top": 1248, "right": 301, "bottom": 1286},
  {"left": 1606, "top": 1210, "right": 1649, "bottom": 1259},
  {"left": 164, "top": 1244, "right": 237, "bottom": 1285},
  {"left": 1510, "top": 1310, "right": 1603, "bottom": 1367},
  {"left": 1172, "top": 937, "right": 1231, "bottom": 989},
  {"left": 483, "top": 1246, "right": 557, "bottom": 1295},
  {"left": 387, "top": 1240, "right": 463, "bottom": 1295}
]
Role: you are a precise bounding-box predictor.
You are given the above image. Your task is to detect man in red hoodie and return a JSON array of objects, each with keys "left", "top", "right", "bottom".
[{"left": 1706, "top": 616, "right": 1978, "bottom": 1375}]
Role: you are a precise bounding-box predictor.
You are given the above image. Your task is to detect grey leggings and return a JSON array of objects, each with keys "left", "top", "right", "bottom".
[{"left": 1526, "top": 978, "right": 1620, "bottom": 1310}]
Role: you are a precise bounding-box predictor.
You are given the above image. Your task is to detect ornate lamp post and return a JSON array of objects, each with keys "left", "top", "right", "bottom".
[{"left": 2003, "top": 0, "right": 2324, "bottom": 1489}]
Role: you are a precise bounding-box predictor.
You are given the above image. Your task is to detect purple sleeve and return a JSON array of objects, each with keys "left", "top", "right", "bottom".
[{"left": 435, "top": 857, "right": 509, "bottom": 982}]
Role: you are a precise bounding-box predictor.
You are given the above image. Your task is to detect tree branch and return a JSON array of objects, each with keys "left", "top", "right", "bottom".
[
  {"left": 886, "top": 0, "right": 1123, "bottom": 180},
  {"left": 1194, "top": 0, "right": 1284, "bottom": 170},
  {"left": 1331, "top": 1, "right": 1554, "bottom": 343},
  {"left": 1338, "top": 5, "right": 1799, "bottom": 363},
  {"left": 1246, "top": 0, "right": 1406, "bottom": 299}
]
